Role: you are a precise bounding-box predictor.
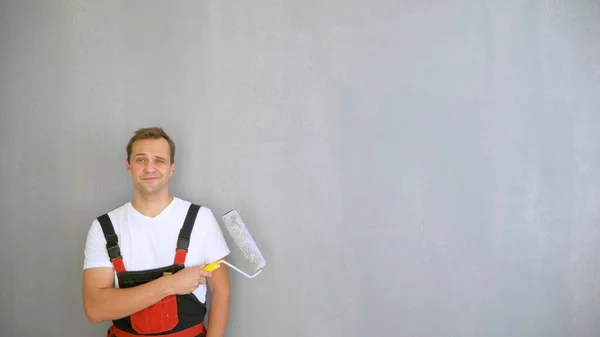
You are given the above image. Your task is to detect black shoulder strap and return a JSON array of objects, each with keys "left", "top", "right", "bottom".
[
  {"left": 176, "top": 203, "right": 201, "bottom": 251},
  {"left": 97, "top": 213, "right": 122, "bottom": 261}
]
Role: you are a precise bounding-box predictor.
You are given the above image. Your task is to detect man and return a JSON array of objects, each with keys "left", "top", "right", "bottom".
[{"left": 82, "top": 127, "right": 231, "bottom": 337}]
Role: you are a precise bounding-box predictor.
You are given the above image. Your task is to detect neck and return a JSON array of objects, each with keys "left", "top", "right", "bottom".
[{"left": 131, "top": 190, "right": 174, "bottom": 218}]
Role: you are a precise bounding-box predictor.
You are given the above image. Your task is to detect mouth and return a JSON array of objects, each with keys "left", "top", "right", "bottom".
[{"left": 141, "top": 177, "right": 159, "bottom": 182}]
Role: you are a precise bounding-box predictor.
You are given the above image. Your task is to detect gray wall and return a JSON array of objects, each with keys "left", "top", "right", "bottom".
[{"left": 1, "top": 1, "right": 600, "bottom": 336}]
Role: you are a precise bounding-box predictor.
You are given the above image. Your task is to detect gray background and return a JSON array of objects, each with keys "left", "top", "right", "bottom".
[{"left": 1, "top": 1, "right": 600, "bottom": 336}]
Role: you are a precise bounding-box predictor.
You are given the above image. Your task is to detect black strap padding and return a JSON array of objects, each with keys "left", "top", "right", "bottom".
[
  {"left": 97, "top": 213, "right": 122, "bottom": 261},
  {"left": 177, "top": 204, "right": 201, "bottom": 251}
]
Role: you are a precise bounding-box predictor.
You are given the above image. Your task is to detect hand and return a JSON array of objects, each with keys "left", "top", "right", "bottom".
[{"left": 165, "top": 265, "right": 212, "bottom": 295}]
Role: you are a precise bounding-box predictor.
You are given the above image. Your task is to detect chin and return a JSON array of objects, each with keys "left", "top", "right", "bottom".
[
  {"left": 136, "top": 185, "right": 163, "bottom": 195},
  {"left": 142, "top": 187, "right": 161, "bottom": 194}
]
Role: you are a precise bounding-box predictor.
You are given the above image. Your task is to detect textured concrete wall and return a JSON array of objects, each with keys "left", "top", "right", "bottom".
[{"left": 1, "top": 1, "right": 600, "bottom": 336}]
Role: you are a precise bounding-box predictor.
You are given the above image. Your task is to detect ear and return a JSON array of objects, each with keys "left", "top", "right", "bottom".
[{"left": 125, "top": 159, "right": 132, "bottom": 173}]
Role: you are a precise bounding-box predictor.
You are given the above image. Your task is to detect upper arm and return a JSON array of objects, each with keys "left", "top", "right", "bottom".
[
  {"left": 82, "top": 219, "right": 116, "bottom": 313},
  {"left": 201, "top": 208, "right": 231, "bottom": 294},
  {"left": 83, "top": 219, "right": 114, "bottom": 270},
  {"left": 83, "top": 267, "right": 115, "bottom": 297},
  {"left": 201, "top": 208, "right": 231, "bottom": 264},
  {"left": 207, "top": 256, "right": 230, "bottom": 295},
  {"left": 82, "top": 267, "right": 115, "bottom": 323}
]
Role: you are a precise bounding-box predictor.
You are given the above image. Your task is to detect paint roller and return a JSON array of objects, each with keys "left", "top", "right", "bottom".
[{"left": 202, "top": 209, "right": 266, "bottom": 278}]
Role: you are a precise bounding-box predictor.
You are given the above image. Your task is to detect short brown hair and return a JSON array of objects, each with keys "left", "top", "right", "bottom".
[{"left": 126, "top": 127, "right": 176, "bottom": 163}]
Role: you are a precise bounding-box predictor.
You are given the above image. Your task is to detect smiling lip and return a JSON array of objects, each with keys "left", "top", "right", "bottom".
[{"left": 142, "top": 177, "right": 159, "bottom": 181}]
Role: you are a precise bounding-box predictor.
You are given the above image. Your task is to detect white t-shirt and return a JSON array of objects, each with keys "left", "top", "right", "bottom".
[{"left": 83, "top": 197, "right": 230, "bottom": 303}]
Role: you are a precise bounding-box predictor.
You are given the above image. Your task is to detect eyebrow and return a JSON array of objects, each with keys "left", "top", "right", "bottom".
[{"left": 133, "top": 153, "right": 168, "bottom": 161}]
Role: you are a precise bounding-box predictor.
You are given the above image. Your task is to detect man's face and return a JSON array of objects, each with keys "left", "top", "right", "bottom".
[{"left": 126, "top": 138, "right": 175, "bottom": 196}]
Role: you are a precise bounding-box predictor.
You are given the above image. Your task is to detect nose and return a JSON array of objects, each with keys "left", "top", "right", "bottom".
[{"left": 143, "top": 160, "right": 156, "bottom": 172}]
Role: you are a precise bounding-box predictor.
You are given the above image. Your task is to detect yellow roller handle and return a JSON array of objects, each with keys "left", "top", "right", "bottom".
[{"left": 203, "top": 260, "right": 221, "bottom": 272}]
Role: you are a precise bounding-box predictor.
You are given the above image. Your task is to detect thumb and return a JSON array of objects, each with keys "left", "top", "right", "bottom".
[{"left": 194, "top": 264, "right": 210, "bottom": 273}]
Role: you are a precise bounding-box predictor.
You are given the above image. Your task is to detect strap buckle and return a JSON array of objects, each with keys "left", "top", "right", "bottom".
[
  {"left": 177, "top": 237, "right": 190, "bottom": 251},
  {"left": 105, "top": 234, "right": 122, "bottom": 260},
  {"left": 107, "top": 245, "right": 121, "bottom": 260}
]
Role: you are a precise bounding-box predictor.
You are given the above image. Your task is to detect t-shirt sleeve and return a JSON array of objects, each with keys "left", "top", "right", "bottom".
[
  {"left": 201, "top": 208, "right": 231, "bottom": 264},
  {"left": 83, "top": 219, "right": 113, "bottom": 270}
]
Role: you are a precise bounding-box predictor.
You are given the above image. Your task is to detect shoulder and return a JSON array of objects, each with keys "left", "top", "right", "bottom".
[
  {"left": 172, "top": 197, "right": 218, "bottom": 219},
  {"left": 96, "top": 201, "right": 130, "bottom": 221},
  {"left": 88, "top": 202, "right": 130, "bottom": 236},
  {"left": 172, "top": 198, "right": 222, "bottom": 236},
  {"left": 83, "top": 203, "right": 129, "bottom": 269}
]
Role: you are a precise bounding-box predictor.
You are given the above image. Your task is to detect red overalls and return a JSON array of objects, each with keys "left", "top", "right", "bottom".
[{"left": 97, "top": 203, "right": 208, "bottom": 337}]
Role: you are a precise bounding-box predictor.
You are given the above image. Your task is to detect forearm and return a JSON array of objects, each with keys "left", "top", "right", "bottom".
[
  {"left": 206, "top": 289, "right": 230, "bottom": 337},
  {"left": 85, "top": 277, "right": 173, "bottom": 323}
]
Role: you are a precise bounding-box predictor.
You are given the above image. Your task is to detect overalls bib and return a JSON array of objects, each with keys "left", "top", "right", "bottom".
[{"left": 97, "top": 203, "right": 208, "bottom": 337}]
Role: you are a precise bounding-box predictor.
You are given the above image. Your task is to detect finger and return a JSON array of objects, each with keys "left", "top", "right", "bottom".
[{"left": 190, "top": 265, "right": 212, "bottom": 276}]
